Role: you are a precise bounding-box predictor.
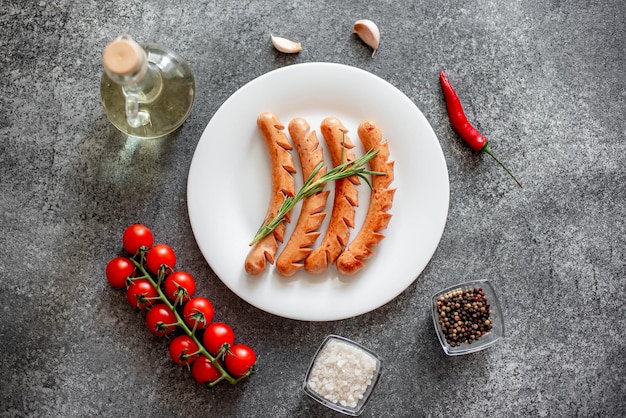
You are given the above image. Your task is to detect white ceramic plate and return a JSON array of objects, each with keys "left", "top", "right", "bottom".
[{"left": 187, "top": 63, "right": 449, "bottom": 321}]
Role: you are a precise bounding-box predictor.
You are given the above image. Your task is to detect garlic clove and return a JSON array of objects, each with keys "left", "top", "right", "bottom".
[
  {"left": 353, "top": 19, "right": 380, "bottom": 57},
  {"left": 270, "top": 34, "right": 302, "bottom": 54}
]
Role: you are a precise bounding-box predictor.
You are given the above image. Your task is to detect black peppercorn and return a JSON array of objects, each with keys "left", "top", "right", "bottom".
[{"left": 436, "top": 287, "right": 492, "bottom": 346}]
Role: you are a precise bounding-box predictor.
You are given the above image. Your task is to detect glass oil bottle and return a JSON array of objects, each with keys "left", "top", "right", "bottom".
[{"left": 100, "top": 35, "right": 195, "bottom": 139}]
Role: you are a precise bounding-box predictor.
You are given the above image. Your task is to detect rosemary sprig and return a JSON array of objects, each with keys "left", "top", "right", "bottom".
[{"left": 250, "top": 148, "right": 384, "bottom": 246}]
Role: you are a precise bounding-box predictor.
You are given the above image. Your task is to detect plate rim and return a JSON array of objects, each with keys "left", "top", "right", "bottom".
[{"left": 187, "top": 62, "right": 450, "bottom": 321}]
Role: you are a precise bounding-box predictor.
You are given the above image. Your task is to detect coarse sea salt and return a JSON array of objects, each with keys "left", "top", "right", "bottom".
[{"left": 306, "top": 339, "right": 378, "bottom": 410}]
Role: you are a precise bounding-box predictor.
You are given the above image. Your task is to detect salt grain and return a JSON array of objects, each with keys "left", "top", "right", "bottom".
[{"left": 307, "top": 339, "right": 379, "bottom": 410}]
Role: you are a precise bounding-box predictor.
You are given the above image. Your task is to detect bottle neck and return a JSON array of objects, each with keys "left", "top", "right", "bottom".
[
  {"left": 106, "top": 62, "right": 147, "bottom": 86},
  {"left": 103, "top": 36, "right": 163, "bottom": 128},
  {"left": 122, "top": 60, "right": 162, "bottom": 104}
]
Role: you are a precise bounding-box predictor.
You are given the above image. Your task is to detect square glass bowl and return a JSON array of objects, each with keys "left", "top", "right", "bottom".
[
  {"left": 432, "top": 279, "right": 504, "bottom": 356},
  {"left": 303, "top": 335, "right": 383, "bottom": 416}
]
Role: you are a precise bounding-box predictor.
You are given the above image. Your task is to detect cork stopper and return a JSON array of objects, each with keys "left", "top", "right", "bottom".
[{"left": 103, "top": 37, "right": 146, "bottom": 77}]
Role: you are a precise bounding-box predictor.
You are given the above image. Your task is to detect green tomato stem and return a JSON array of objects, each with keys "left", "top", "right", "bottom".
[{"left": 130, "top": 255, "right": 240, "bottom": 385}]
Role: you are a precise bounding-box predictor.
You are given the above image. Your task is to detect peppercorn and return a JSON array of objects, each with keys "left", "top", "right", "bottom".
[{"left": 436, "top": 287, "right": 493, "bottom": 346}]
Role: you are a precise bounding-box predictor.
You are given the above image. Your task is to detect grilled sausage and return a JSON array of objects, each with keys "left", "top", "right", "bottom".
[
  {"left": 245, "top": 112, "right": 297, "bottom": 275},
  {"left": 336, "top": 120, "right": 395, "bottom": 275},
  {"left": 275, "top": 118, "right": 330, "bottom": 276},
  {"left": 304, "top": 117, "right": 360, "bottom": 274}
]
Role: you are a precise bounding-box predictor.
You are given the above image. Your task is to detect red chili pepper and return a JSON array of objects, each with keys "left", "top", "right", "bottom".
[{"left": 439, "top": 71, "right": 522, "bottom": 188}]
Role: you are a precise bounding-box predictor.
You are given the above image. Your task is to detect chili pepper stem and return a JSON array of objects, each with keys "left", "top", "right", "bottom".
[{"left": 481, "top": 144, "right": 523, "bottom": 188}]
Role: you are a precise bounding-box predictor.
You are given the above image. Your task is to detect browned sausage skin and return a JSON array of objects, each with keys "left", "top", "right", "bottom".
[
  {"left": 245, "top": 112, "right": 297, "bottom": 275},
  {"left": 304, "top": 117, "right": 360, "bottom": 274},
  {"left": 336, "top": 120, "right": 395, "bottom": 275},
  {"left": 275, "top": 118, "right": 330, "bottom": 276}
]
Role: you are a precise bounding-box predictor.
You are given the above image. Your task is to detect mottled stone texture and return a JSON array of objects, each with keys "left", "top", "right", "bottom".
[{"left": 1, "top": 1, "right": 624, "bottom": 417}]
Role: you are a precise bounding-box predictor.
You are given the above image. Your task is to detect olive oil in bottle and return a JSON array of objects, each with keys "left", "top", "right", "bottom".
[{"left": 100, "top": 35, "right": 195, "bottom": 139}]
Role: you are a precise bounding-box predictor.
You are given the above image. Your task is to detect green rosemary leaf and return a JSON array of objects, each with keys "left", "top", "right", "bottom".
[{"left": 249, "top": 148, "right": 384, "bottom": 246}]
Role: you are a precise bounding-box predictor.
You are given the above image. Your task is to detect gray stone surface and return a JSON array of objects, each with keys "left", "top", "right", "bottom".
[{"left": 1, "top": 1, "right": 625, "bottom": 417}]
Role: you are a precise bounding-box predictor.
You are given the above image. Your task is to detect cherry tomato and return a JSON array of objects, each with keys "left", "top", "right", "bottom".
[
  {"left": 145, "top": 244, "right": 176, "bottom": 274},
  {"left": 105, "top": 257, "right": 135, "bottom": 288},
  {"left": 168, "top": 335, "right": 199, "bottom": 366},
  {"left": 145, "top": 304, "right": 178, "bottom": 336},
  {"left": 191, "top": 355, "right": 221, "bottom": 384},
  {"left": 224, "top": 344, "right": 257, "bottom": 377},
  {"left": 122, "top": 224, "right": 154, "bottom": 255},
  {"left": 163, "top": 271, "right": 196, "bottom": 304},
  {"left": 126, "top": 279, "right": 158, "bottom": 309},
  {"left": 202, "top": 322, "right": 235, "bottom": 355},
  {"left": 182, "top": 297, "right": 214, "bottom": 330}
]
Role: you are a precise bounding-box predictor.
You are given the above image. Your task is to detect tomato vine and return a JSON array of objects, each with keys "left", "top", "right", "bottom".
[{"left": 106, "top": 224, "right": 256, "bottom": 386}]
